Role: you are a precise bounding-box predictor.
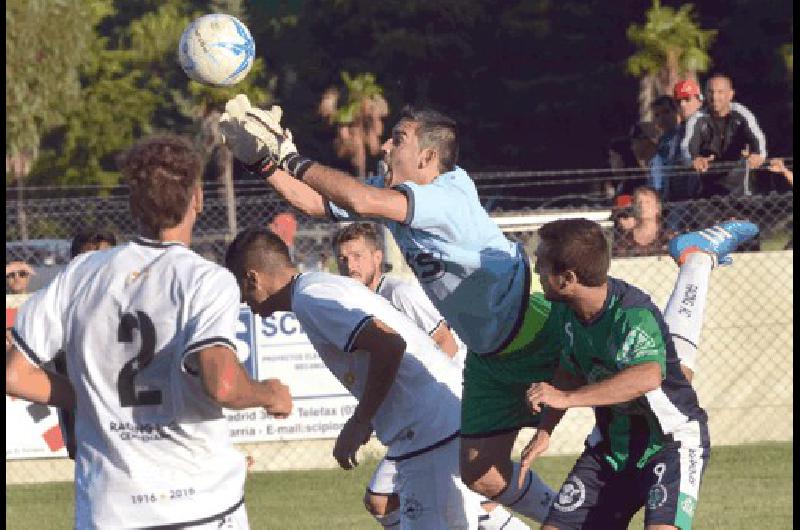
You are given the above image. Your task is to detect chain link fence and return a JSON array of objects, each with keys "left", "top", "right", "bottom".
[{"left": 5, "top": 164, "right": 793, "bottom": 483}]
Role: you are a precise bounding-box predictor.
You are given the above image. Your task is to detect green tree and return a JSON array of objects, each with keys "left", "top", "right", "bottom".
[
  {"left": 626, "top": 0, "right": 717, "bottom": 122},
  {"left": 6, "top": 0, "right": 97, "bottom": 238},
  {"left": 318, "top": 72, "right": 389, "bottom": 178}
]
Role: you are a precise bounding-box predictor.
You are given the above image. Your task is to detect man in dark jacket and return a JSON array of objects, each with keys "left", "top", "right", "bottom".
[{"left": 680, "top": 74, "right": 767, "bottom": 197}]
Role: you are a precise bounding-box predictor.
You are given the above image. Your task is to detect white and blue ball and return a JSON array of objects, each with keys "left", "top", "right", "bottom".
[{"left": 178, "top": 14, "right": 255, "bottom": 86}]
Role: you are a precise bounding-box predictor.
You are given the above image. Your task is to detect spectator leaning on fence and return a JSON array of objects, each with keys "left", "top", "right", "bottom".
[
  {"left": 6, "top": 260, "right": 35, "bottom": 295},
  {"left": 612, "top": 185, "right": 676, "bottom": 258},
  {"left": 681, "top": 74, "right": 768, "bottom": 197}
]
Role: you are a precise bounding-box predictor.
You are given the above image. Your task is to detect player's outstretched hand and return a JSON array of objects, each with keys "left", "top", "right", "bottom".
[
  {"left": 518, "top": 429, "right": 551, "bottom": 488},
  {"left": 262, "top": 378, "right": 292, "bottom": 419},
  {"left": 333, "top": 414, "right": 373, "bottom": 470},
  {"left": 219, "top": 94, "right": 298, "bottom": 169}
]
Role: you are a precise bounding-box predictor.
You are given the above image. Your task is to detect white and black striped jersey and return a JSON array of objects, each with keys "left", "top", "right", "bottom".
[{"left": 11, "top": 237, "right": 247, "bottom": 529}]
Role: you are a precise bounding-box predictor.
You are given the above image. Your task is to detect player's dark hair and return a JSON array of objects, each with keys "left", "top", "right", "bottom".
[
  {"left": 538, "top": 219, "right": 609, "bottom": 287},
  {"left": 651, "top": 95, "right": 678, "bottom": 113},
  {"left": 332, "top": 222, "right": 382, "bottom": 253},
  {"left": 225, "top": 228, "right": 293, "bottom": 280},
  {"left": 399, "top": 106, "right": 458, "bottom": 172},
  {"left": 119, "top": 134, "right": 202, "bottom": 236},
  {"left": 70, "top": 229, "right": 117, "bottom": 258}
]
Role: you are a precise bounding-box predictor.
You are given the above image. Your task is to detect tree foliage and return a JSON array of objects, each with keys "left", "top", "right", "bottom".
[
  {"left": 6, "top": 0, "right": 794, "bottom": 188},
  {"left": 27, "top": 0, "right": 276, "bottom": 189},
  {"left": 626, "top": 0, "right": 717, "bottom": 121},
  {"left": 318, "top": 72, "right": 389, "bottom": 177},
  {"left": 627, "top": 1, "right": 716, "bottom": 78},
  {"left": 6, "top": 0, "right": 97, "bottom": 180}
]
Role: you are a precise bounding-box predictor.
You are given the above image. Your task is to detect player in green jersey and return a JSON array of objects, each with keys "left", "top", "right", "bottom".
[{"left": 517, "top": 218, "right": 747, "bottom": 530}]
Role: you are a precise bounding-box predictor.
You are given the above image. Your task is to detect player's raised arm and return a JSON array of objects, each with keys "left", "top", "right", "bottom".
[
  {"left": 263, "top": 168, "right": 328, "bottom": 217},
  {"left": 218, "top": 94, "right": 409, "bottom": 223}
]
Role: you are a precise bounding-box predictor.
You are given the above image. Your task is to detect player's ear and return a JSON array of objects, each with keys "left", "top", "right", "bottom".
[
  {"left": 419, "top": 148, "right": 437, "bottom": 170},
  {"left": 192, "top": 183, "right": 204, "bottom": 215},
  {"left": 244, "top": 269, "right": 260, "bottom": 291},
  {"left": 562, "top": 270, "right": 578, "bottom": 290}
]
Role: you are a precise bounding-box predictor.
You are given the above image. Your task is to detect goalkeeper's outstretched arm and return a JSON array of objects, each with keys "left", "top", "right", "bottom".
[
  {"left": 266, "top": 165, "right": 409, "bottom": 223},
  {"left": 299, "top": 163, "right": 409, "bottom": 223},
  {"left": 264, "top": 168, "right": 328, "bottom": 218}
]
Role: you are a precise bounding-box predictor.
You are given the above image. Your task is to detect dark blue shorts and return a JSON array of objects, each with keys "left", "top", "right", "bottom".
[{"left": 544, "top": 444, "right": 709, "bottom": 530}]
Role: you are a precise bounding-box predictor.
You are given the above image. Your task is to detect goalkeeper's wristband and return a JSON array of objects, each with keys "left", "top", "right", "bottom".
[
  {"left": 282, "top": 153, "right": 315, "bottom": 180},
  {"left": 243, "top": 157, "right": 279, "bottom": 179}
]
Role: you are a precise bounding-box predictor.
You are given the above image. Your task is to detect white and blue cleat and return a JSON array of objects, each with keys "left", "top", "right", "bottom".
[{"left": 669, "top": 220, "right": 759, "bottom": 267}]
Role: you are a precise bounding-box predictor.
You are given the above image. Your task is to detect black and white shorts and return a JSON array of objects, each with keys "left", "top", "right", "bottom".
[{"left": 544, "top": 444, "right": 709, "bottom": 530}]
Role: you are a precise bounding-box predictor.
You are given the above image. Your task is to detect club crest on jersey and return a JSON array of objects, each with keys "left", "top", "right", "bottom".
[
  {"left": 647, "top": 484, "right": 668, "bottom": 509},
  {"left": 553, "top": 476, "right": 586, "bottom": 512},
  {"left": 616, "top": 325, "right": 660, "bottom": 363}
]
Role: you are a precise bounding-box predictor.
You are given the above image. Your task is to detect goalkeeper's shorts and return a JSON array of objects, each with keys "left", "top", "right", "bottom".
[{"left": 460, "top": 292, "right": 561, "bottom": 437}]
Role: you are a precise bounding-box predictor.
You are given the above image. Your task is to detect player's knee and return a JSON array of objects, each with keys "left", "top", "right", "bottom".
[
  {"left": 460, "top": 453, "right": 506, "bottom": 498},
  {"left": 363, "top": 491, "right": 398, "bottom": 517}
]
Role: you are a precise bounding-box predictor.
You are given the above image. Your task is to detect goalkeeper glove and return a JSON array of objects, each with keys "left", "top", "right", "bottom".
[{"left": 219, "top": 94, "right": 314, "bottom": 179}]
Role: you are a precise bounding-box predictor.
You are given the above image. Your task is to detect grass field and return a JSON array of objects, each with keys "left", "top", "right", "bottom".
[{"left": 6, "top": 442, "right": 792, "bottom": 529}]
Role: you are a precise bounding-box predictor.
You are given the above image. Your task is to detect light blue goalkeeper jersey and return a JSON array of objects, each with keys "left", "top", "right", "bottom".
[{"left": 327, "top": 166, "right": 529, "bottom": 355}]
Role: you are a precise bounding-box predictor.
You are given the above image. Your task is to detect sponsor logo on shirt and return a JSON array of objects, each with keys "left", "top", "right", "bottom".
[{"left": 617, "top": 326, "right": 660, "bottom": 363}]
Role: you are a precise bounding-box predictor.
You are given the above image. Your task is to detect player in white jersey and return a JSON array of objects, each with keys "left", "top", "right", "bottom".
[
  {"left": 225, "top": 228, "right": 488, "bottom": 530},
  {"left": 333, "top": 222, "right": 527, "bottom": 530},
  {"left": 5, "top": 135, "right": 292, "bottom": 529}
]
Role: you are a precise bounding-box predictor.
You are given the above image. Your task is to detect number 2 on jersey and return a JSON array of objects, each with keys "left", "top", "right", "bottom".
[{"left": 117, "top": 311, "right": 162, "bottom": 407}]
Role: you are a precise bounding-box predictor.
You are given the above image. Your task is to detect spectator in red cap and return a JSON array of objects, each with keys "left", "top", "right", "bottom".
[
  {"left": 673, "top": 79, "right": 704, "bottom": 123},
  {"left": 649, "top": 92, "right": 703, "bottom": 231}
]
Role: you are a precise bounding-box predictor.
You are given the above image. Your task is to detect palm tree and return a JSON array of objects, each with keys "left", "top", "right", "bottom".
[
  {"left": 626, "top": 0, "right": 717, "bottom": 122},
  {"left": 319, "top": 72, "right": 389, "bottom": 178}
]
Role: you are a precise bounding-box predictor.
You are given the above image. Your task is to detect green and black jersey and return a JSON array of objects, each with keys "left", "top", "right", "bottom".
[{"left": 556, "top": 277, "right": 709, "bottom": 471}]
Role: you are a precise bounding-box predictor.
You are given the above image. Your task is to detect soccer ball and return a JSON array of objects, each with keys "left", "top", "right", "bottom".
[{"left": 178, "top": 14, "right": 255, "bottom": 86}]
